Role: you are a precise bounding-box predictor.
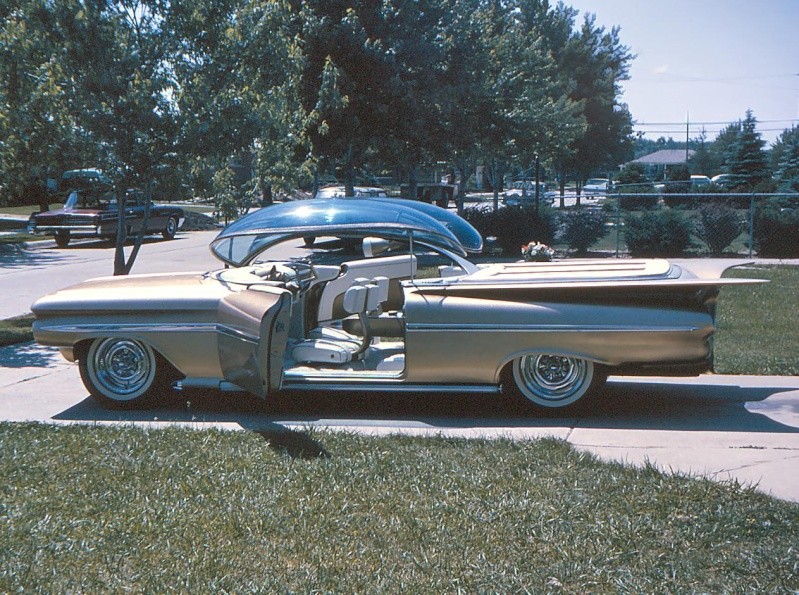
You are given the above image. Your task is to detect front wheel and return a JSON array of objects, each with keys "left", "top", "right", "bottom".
[
  {"left": 505, "top": 354, "right": 606, "bottom": 411},
  {"left": 54, "top": 231, "right": 70, "bottom": 248},
  {"left": 162, "top": 216, "right": 178, "bottom": 240},
  {"left": 79, "top": 338, "right": 178, "bottom": 409}
]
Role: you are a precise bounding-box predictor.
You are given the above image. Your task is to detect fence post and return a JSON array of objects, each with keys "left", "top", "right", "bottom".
[
  {"left": 748, "top": 193, "right": 755, "bottom": 258},
  {"left": 615, "top": 195, "right": 621, "bottom": 257}
]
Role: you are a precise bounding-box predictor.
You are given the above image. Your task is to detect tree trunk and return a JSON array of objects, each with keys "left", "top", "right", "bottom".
[
  {"left": 408, "top": 164, "right": 418, "bottom": 203},
  {"left": 113, "top": 189, "right": 128, "bottom": 276},
  {"left": 344, "top": 144, "right": 356, "bottom": 197},
  {"left": 260, "top": 179, "right": 273, "bottom": 206},
  {"left": 113, "top": 182, "right": 152, "bottom": 276}
]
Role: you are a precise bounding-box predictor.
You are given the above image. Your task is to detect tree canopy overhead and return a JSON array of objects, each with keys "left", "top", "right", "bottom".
[{"left": 2, "top": 0, "right": 640, "bottom": 208}]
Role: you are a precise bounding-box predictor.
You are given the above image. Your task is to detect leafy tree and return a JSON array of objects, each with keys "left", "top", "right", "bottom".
[
  {"left": 51, "top": 0, "right": 181, "bottom": 274},
  {"left": 0, "top": 1, "right": 86, "bottom": 206},
  {"left": 555, "top": 13, "right": 634, "bottom": 202},
  {"left": 486, "top": 1, "right": 585, "bottom": 209},
  {"left": 297, "top": 0, "right": 472, "bottom": 198}
]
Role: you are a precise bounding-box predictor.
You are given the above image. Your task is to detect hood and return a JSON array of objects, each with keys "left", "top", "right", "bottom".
[{"left": 31, "top": 272, "right": 227, "bottom": 314}]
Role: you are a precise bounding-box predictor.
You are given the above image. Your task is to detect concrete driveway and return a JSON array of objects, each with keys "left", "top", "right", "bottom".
[{"left": 2, "top": 341, "right": 798, "bottom": 502}]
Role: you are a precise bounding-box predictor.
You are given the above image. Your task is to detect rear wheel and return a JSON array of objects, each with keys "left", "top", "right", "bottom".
[
  {"left": 506, "top": 354, "right": 606, "bottom": 411},
  {"left": 162, "top": 216, "right": 178, "bottom": 240},
  {"left": 78, "top": 338, "right": 179, "bottom": 409},
  {"left": 54, "top": 231, "right": 70, "bottom": 248}
]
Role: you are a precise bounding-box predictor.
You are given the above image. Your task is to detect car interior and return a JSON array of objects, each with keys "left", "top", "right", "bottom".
[{"left": 213, "top": 235, "right": 468, "bottom": 380}]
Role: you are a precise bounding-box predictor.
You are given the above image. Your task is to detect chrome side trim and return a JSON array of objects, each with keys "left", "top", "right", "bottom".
[
  {"left": 406, "top": 323, "right": 702, "bottom": 333},
  {"left": 175, "top": 378, "right": 246, "bottom": 392},
  {"left": 44, "top": 322, "right": 217, "bottom": 333},
  {"left": 215, "top": 324, "right": 259, "bottom": 344},
  {"left": 280, "top": 381, "right": 500, "bottom": 394},
  {"left": 42, "top": 322, "right": 259, "bottom": 344},
  {"left": 33, "top": 225, "right": 99, "bottom": 233}
]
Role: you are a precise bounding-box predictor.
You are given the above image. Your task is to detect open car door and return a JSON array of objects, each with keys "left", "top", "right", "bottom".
[{"left": 216, "top": 286, "right": 292, "bottom": 397}]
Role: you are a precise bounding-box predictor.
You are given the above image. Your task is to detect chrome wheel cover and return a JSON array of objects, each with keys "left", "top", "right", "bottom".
[
  {"left": 165, "top": 217, "right": 177, "bottom": 236},
  {"left": 513, "top": 354, "right": 594, "bottom": 407},
  {"left": 88, "top": 338, "right": 156, "bottom": 400}
]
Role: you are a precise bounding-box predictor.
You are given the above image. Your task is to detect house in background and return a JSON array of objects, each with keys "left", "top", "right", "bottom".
[{"left": 624, "top": 149, "right": 696, "bottom": 180}]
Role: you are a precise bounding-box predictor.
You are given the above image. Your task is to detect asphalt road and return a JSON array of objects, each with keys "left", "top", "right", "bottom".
[{"left": 0, "top": 231, "right": 223, "bottom": 319}]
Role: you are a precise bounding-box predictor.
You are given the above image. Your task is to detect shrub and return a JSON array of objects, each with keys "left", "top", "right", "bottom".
[
  {"left": 615, "top": 163, "right": 659, "bottom": 211},
  {"left": 559, "top": 208, "right": 607, "bottom": 254},
  {"left": 698, "top": 203, "right": 744, "bottom": 254},
  {"left": 624, "top": 208, "right": 694, "bottom": 257},
  {"left": 463, "top": 205, "right": 556, "bottom": 255},
  {"left": 753, "top": 199, "right": 799, "bottom": 257}
]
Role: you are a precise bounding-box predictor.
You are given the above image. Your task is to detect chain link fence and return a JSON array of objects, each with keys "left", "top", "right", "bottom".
[{"left": 542, "top": 192, "right": 799, "bottom": 259}]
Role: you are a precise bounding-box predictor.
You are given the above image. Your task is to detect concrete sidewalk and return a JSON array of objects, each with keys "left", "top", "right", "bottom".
[{"left": 2, "top": 341, "right": 798, "bottom": 502}]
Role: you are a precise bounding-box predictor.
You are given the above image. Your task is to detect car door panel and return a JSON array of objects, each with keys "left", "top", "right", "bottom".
[{"left": 217, "top": 286, "right": 292, "bottom": 397}]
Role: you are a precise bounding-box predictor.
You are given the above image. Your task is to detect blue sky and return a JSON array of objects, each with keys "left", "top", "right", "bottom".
[{"left": 564, "top": 0, "right": 799, "bottom": 145}]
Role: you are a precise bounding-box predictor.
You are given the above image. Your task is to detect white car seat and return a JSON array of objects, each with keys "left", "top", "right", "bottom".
[{"left": 292, "top": 281, "right": 384, "bottom": 365}]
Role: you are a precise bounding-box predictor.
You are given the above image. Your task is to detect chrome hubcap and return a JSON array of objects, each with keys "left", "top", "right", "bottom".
[
  {"left": 166, "top": 218, "right": 176, "bottom": 234},
  {"left": 93, "top": 339, "right": 152, "bottom": 397},
  {"left": 516, "top": 354, "right": 591, "bottom": 403}
]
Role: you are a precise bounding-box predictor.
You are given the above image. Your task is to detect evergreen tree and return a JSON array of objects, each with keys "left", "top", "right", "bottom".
[
  {"left": 773, "top": 126, "right": 799, "bottom": 193},
  {"left": 688, "top": 129, "right": 719, "bottom": 175},
  {"left": 727, "top": 110, "right": 770, "bottom": 190}
]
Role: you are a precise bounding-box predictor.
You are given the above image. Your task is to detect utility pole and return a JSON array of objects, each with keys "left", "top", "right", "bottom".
[
  {"left": 534, "top": 154, "right": 540, "bottom": 215},
  {"left": 685, "top": 112, "right": 690, "bottom": 164}
]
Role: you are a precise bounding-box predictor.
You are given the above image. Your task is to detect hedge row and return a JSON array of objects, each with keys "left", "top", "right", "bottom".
[{"left": 462, "top": 200, "right": 799, "bottom": 258}]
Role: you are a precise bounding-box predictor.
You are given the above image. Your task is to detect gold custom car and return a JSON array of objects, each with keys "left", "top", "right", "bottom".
[{"left": 31, "top": 198, "right": 762, "bottom": 411}]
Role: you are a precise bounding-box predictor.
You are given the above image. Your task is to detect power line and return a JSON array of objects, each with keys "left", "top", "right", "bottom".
[
  {"left": 636, "top": 128, "right": 795, "bottom": 134},
  {"left": 635, "top": 119, "right": 799, "bottom": 126}
]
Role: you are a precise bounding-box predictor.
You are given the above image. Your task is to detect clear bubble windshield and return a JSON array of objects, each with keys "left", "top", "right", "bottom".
[{"left": 210, "top": 199, "right": 482, "bottom": 266}]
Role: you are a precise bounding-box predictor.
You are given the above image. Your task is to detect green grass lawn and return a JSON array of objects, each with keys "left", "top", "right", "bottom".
[
  {"left": 0, "top": 314, "right": 35, "bottom": 347},
  {"left": 715, "top": 265, "right": 799, "bottom": 375},
  {"left": 0, "top": 232, "right": 37, "bottom": 246},
  {"left": 1, "top": 423, "right": 796, "bottom": 592}
]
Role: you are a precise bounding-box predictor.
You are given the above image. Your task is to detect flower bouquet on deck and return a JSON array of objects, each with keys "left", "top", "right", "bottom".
[{"left": 521, "top": 241, "right": 555, "bottom": 262}]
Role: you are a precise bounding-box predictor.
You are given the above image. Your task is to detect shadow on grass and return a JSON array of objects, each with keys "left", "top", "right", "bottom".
[{"left": 254, "top": 427, "right": 330, "bottom": 459}]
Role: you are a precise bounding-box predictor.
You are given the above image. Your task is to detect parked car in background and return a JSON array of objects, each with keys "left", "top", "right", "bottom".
[
  {"left": 655, "top": 175, "right": 713, "bottom": 194},
  {"left": 32, "top": 198, "right": 762, "bottom": 412},
  {"left": 690, "top": 175, "right": 712, "bottom": 191},
  {"left": 503, "top": 183, "right": 556, "bottom": 207},
  {"left": 711, "top": 174, "right": 735, "bottom": 189},
  {"left": 399, "top": 183, "right": 456, "bottom": 208},
  {"left": 306, "top": 185, "right": 390, "bottom": 246},
  {"left": 583, "top": 178, "right": 610, "bottom": 197},
  {"left": 315, "top": 185, "right": 388, "bottom": 199},
  {"left": 28, "top": 178, "right": 185, "bottom": 247}
]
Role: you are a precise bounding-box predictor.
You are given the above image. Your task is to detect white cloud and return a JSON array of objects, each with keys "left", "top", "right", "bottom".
[{"left": 654, "top": 64, "right": 670, "bottom": 75}]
